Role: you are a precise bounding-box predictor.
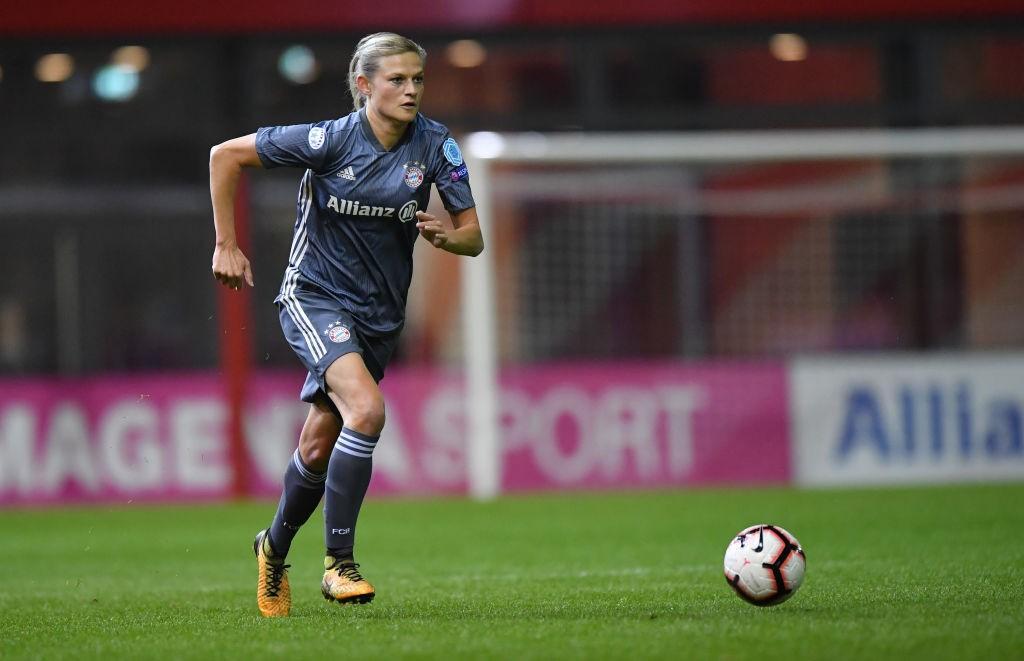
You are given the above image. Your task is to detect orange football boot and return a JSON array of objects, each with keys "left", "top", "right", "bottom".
[
  {"left": 321, "top": 555, "right": 375, "bottom": 605},
  {"left": 253, "top": 529, "right": 291, "bottom": 617}
]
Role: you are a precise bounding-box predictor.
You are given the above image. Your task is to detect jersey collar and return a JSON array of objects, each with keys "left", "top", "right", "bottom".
[{"left": 358, "top": 107, "right": 416, "bottom": 153}]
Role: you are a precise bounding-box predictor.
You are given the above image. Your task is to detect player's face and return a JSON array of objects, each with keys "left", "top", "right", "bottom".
[{"left": 364, "top": 52, "right": 424, "bottom": 124}]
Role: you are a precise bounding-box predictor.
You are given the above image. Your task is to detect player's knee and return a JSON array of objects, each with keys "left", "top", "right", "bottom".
[{"left": 345, "top": 393, "right": 385, "bottom": 436}]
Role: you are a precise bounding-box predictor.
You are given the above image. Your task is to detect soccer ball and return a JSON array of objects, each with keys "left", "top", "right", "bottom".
[{"left": 723, "top": 524, "right": 806, "bottom": 606}]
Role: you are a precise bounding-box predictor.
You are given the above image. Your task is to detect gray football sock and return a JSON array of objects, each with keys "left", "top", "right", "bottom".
[
  {"left": 268, "top": 449, "right": 327, "bottom": 558},
  {"left": 324, "top": 427, "right": 378, "bottom": 559}
]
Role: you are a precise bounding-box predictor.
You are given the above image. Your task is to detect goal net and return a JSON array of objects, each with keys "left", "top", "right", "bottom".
[{"left": 458, "top": 128, "right": 1024, "bottom": 498}]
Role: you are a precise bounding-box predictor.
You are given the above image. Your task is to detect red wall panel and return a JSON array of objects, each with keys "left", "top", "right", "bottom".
[{"left": 2, "top": 0, "right": 1022, "bottom": 36}]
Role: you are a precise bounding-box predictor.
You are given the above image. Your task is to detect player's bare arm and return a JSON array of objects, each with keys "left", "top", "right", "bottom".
[
  {"left": 415, "top": 207, "right": 483, "bottom": 256},
  {"left": 210, "top": 133, "right": 261, "bottom": 289}
]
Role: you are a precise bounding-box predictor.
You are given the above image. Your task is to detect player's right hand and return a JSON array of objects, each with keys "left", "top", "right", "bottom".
[{"left": 212, "top": 243, "right": 255, "bottom": 290}]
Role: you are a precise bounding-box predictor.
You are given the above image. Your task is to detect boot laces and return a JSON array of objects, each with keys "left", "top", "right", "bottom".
[
  {"left": 264, "top": 561, "right": 290, "bottom": 597},
  {"left": 331, "top": 561, "right": 365, "bottom": 583}
]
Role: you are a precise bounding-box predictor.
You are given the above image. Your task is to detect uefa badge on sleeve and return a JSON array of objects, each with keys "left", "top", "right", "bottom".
[
  {"left": 325, "top": 321, "right": 351, "bottom": 344},
  {"left": 450, "top": 163, "right": 469, "bottom": 182}
]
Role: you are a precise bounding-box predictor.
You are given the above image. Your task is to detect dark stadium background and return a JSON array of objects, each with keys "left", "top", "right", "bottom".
[
  {"left": 1, "top": 1, "right": 1022, "bottom": 378},
  {"left": 2, "top": 0, "right": 1024, "bottom": 505}
]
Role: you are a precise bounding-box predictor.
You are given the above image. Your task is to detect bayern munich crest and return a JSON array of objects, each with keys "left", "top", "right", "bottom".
[
  {"left": 402, "top": 161, "right": 425, "bottom": 190},
  {"left": 326, "top": 321, "right": 351, "bottom": 344}
]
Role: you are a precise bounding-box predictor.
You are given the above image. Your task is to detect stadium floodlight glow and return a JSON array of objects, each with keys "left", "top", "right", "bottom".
[
  {"left": 278, "top": 45, "right": 319, "bottom": 85},
  {"left": 93, "top": 64, "right": 139, "bottom": 102},
  {"left": 446, "top": 39, "right": 487, "bottom": 68},
  {"left": 770, "top": 33, "right": 808, "bottom": 62},
  {"left": 35, "top": 53, "right": 75, "bottom": 83},
  {"left": 111, "top": 45, "right": 150, "bottom": 72},
  {"left": 466, "top": 132, "right": 506, "bottom": 159}
]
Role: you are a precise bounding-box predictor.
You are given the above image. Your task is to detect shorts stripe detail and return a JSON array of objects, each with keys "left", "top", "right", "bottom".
[
  {"left": 281, "top": 283, "right": 324, "bottom": 361},
  {"left": 286, "top": 268, "right": 326, "bottom": 357},
  {"left": 280, "top": 267, "right": 326, "bottom": 362},
  {"left": 292, "top": 449, "right": 327, "bottom": 484}
]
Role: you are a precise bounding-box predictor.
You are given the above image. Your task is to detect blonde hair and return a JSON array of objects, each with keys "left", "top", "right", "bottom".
[{"left": 348, "top": 32, "right": 427, "bottom": 110}]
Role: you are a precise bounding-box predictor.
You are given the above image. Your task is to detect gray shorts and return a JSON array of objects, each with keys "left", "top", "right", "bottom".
[{"left": 276, "top": 275, "right": 399, "bottom": 404}]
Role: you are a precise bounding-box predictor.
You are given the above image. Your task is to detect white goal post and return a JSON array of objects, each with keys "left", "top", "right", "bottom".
[{"left": 459, "top": 127, "right": 1024, "bottom": 501}]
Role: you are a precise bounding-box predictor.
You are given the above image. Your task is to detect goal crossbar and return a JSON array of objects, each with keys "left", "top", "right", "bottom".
[{"left": 466, "top": 127, "right": 1024, "bottom": 164}]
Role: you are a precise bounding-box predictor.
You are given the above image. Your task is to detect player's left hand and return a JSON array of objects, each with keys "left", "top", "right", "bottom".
[{"left": 415, "top": 211, "right": 449, "bottom": 248}]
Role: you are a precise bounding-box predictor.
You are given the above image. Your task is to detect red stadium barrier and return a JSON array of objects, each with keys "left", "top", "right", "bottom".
[{"left": 217, "top": 173, "right": 253, "bottom": 500}]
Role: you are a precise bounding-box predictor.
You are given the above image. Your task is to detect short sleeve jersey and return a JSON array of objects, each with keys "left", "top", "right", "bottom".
[{"left": 255, "top": 108, "right": 475, "bottom": 336}]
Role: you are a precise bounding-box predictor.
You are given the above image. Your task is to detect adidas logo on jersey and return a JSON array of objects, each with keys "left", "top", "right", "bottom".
[{"left": 336, "top": 166, "right": 356, "bottom": 181}]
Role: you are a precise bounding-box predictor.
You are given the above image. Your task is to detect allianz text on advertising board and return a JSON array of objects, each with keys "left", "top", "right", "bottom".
[
  {"left": 791, "top": 355, "right": 1024, "bottom": 486},
  {"left": 0, "top": 363, "right": 790, "bottom": 506}
]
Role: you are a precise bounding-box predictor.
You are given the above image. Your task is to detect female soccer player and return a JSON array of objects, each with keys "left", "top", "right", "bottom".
[{"left": 209, "top": 32, "right": 482, "bottom": 617}]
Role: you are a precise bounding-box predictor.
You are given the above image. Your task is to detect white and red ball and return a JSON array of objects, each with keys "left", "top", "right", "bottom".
[{"left": 723, "top": 524, "right": 806, "bottom": 606}]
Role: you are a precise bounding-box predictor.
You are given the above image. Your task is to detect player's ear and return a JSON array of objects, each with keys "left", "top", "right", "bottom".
[{"left": 356, "top": 74, "right": 372, "bottom": 97}]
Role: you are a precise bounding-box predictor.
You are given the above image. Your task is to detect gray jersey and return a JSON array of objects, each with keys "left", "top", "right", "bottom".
[{"left": 255, "top": 109, "right": 475, "bottom": 335}]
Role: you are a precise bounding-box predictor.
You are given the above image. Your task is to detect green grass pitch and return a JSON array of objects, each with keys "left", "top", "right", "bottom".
[{"left": 2, "top": 484, "right": 1023, "bottom": 659}]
